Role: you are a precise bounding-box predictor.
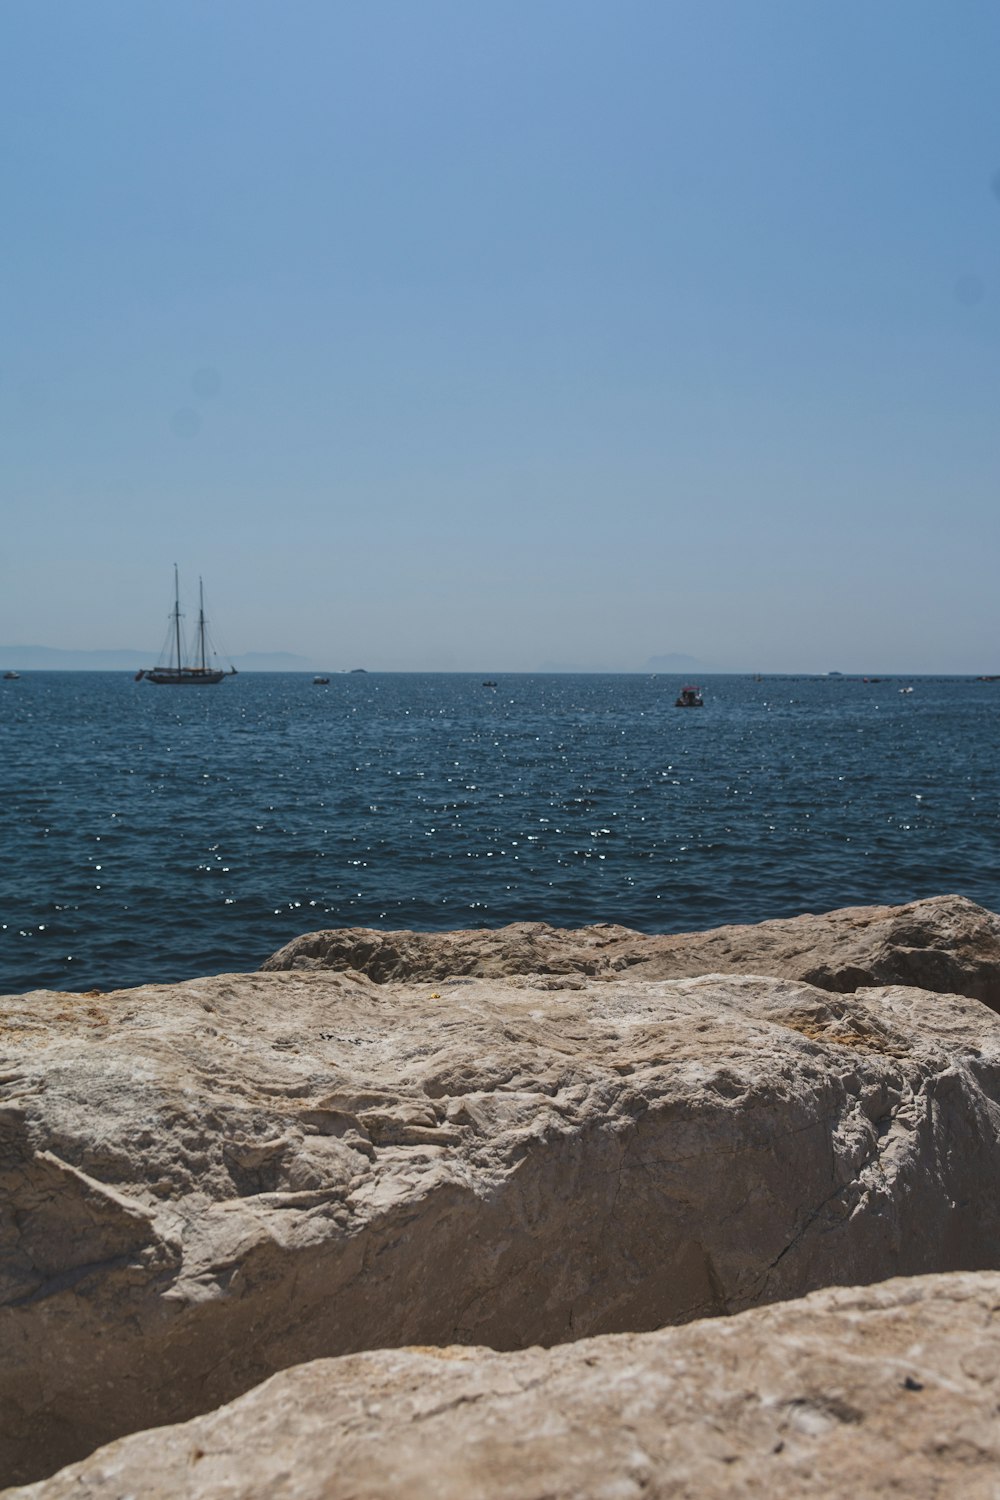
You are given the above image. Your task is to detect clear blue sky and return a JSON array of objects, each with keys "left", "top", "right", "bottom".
[{"left": 4, "top": 1, "right": 1000, "bottom": 672}]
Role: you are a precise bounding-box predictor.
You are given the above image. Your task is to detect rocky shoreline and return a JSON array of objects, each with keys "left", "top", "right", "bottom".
[
  {"left": 3, "top": 895, "right": 1000, "bottom": 1494},
  {"left": 10, "top": 1272, "right": 999, "bottom": 1499}
]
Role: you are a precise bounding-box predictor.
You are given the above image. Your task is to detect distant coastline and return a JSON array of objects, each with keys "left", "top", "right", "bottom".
[
  {"left": 1, "top": 653, "right": 996, "bottom": 678},
  {"left": 0, "top": 646, "right": 317, "bottom": 673}
]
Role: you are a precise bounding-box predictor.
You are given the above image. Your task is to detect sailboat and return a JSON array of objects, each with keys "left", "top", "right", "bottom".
[{"left": 136, "top": 567, "right": 238, "bottom": 685}]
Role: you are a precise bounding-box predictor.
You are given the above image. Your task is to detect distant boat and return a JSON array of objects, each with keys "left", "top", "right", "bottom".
[
  {"left": 135, "top": 568, "right": 237, "bottom": 686},
  {"left": 675, "top": 684, "right": 704, "bottom": 708},
  {"left": 313, "top": 676, "right": 331, "bottom": 685},
  {"left": 482, "top": 680, "right": 497, "bottom": 688},
  {"left": 3, "top": 670, "right": 20, "bottom": 680}
]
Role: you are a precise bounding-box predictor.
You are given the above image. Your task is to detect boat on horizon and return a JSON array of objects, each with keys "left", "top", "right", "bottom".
[
  {"left": 135, "top": 568, "right": 237, "bottom": 686},
  {"left": 675, "top": 684, "right": 704, "bottom": 708},
  {"left": 3, "top": 670, "right": 20, "bottom": 680}
]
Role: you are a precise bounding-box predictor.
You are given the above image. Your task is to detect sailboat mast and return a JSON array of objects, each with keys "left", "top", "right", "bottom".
[
  {"left": 173, "top": 563, "right": 183, "bottom": 671},
  {"left": 142, "top": 568, "right": 231, "bottom": 685}
]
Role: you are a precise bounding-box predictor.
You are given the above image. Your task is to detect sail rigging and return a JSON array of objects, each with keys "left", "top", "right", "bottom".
[{"left": 136, "top": 568, "right": 237, "bottom": 685}]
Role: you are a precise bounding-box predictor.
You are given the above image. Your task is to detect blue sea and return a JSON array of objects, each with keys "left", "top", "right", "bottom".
[{"left": 2, "top": 672, "right": 998, "bottom": 995}]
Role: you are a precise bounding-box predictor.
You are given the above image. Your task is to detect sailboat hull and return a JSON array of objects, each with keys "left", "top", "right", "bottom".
[{"left": 144, "top": 668, "right": 231, "bottom": 685}]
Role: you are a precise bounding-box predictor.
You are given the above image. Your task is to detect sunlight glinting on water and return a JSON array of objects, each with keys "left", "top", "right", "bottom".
[{"left": 1, "top": 672, "right": 997, "bottom": 993}]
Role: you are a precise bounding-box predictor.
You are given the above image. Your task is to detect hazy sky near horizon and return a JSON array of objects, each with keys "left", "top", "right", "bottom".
[{"left": 5, "top": 1, "right": 1000, "bottom": 672}]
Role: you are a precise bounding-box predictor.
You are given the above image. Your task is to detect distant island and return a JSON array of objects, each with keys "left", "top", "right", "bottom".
[{"left": 643, "top": 652, "right": 709, "bottom": 674}]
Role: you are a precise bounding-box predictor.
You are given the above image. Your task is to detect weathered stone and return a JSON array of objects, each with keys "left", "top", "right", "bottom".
[
  {"left": 261, "top": 894, "right": 1000, "bottom": 1011},
  {"left": 2, "top": 965, "right": 1000, "bottom": 1485},
  {"left": 9, "top": 1270, "right": 1000, "bottom": 1499}
]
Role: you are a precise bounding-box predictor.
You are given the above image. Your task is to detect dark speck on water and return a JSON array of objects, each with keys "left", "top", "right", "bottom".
[{"left": 1, "top": 672, "right": 998, "bottom": 993}]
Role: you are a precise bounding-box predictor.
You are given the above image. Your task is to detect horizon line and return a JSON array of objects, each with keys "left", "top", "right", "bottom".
[{"left": 3, "top": 667, "right": 997, "bottom": 679}]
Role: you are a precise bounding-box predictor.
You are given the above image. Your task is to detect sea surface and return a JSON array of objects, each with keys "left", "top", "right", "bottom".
[{"left": 2, "top": 672, "right": 998, "bottom": 995}]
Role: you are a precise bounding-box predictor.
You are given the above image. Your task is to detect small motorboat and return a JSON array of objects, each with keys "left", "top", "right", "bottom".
[
  {"left": 675, "top": 684, "right": 704, "bottom": 708},
  {"left": 313, "top": 676, "right": 331, "bottom": 685},
  {"left": 3, "top": 670, "right": 20, "bottom": 680},
  {"left": 482, "top": 680, "right": 497, "bottom": 688}
]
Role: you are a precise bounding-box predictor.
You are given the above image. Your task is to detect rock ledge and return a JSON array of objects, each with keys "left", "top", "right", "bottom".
[
  {"left": 10, "top": 1271, "right": 1000, "bottom": 1499},
  {"left": 5, "top": 895, "right": 1000, "bottom": 1487},
  {"left": 262, "top": 894, "right": 1000, "bottom": 1012}
]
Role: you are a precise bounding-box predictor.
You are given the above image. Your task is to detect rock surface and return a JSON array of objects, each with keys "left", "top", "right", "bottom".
[
  {"left": 9, "top": 1270, "right": 1000, "bottom": 1499},
  {"left": 262, "top": 894, "right": 1000, "bottom": 1011},
  {"left": 3, "top": 959, "right": 1000, "bottom": 1486}
]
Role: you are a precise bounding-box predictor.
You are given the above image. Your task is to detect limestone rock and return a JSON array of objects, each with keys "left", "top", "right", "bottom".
[
  {"left": 3, "top": 965, "right": 1000, "bottom": 1485},
  {"left": 9, "top": 1271, "right": 1000, "bottom": 1499},
  {"left": 261, "top": 894, "right": 1000, "bottom": 1011}
]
